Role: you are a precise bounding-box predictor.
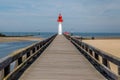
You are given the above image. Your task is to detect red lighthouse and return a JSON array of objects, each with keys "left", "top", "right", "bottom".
[
  {"left": 57, "top": 14, "right": 63, "bottom": 22},
  {"left": 57, "top": 13, "right": 63, "bottom": 35}
]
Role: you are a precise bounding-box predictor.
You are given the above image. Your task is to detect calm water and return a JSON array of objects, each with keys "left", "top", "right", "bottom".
[
  {"left": 72, "top": 32, "right": 120, "bottom": 38},
  {"left": 0, "top": 32, "right": 56, "bottom": 59},
  {"left": 2, "top": 32, "right": 56, "bottom": 38},
  {"left": 2, "top": 32, "right": 120, "bottom": 38},
  {"left": 0, "top": 41, "right": 36, "bottom": 58},
  {"left": 0, "top": 32, "right": 120, "bottom": 59}
]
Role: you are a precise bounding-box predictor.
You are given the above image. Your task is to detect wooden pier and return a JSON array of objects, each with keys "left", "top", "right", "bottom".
[
  {"left": 19, "top": 35, "right": 105, "bottom": 80},
  {"left": 1, "top": 34, "right": 120, "bottom": 80}
]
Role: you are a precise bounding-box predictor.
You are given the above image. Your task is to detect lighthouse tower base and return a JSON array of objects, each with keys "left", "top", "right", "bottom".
[{"left": 58, "top": 22, "right": 62, "bottom": 35}]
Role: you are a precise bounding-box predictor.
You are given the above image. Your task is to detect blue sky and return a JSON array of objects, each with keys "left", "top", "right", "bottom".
[{"left": 0, "top": 0, "right": 120, "bottom": 32}]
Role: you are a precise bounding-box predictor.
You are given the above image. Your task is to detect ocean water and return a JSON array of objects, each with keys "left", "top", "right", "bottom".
[
  {"left": 0, "top": 32, "right": 120, "bottom": 74},
  {"left": 72, "top": 32, "right": 120, "bottom": 38},
  {"left": 2, "top": 32, "right": 120, "bottom": 38},
  {"left": 0, "top": 41, "right": 36, "bottom": 58},
  {"left": 0, "top": 32, "right": 120, "bottom": 59},
  {"left": 0, "top": 32, "right": 56, "bottom": 59},
  {"left": 2, "top": 32, "right": 56, "bottom": 38}
]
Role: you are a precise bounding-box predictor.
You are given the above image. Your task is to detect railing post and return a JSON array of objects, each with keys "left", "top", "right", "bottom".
[
  {"left": 89, "top": 49, "right": 93, "bottom": 56},
  {"left": 118, "top": 66, "right": 120, "bottom": 75},
  {"left": 39, "top": 44, "right": 40, "bottom": 49},
  {"left": 102, "top": 57, "right": 110, "bottom": 69},
  {"left": 85, "top": 46, "right": 87, "bottom": 51},
  {"left": 66, "top": 35, "right": 120, "bottom": 80},
  {"left": 34, "top": 47, "right": 38, "bottom": 57},
  {"left": 35, "top": 47, "right": 37, "bottom": 51},
  {"left": 4, "top": 65, "right": 10, "bottom": 77},
  {"left": 0, "top": 34, "right": 56, "bottom": 80},
  {"left": 0, "top": 70, "right": 4, "bottom": 80},
  {"left": 18, "top": 57, "right": 22, "bottom": 65},
  {"left": 82, "top": 45, "right": 84, "bottom": 49},
  {"left": 85, "top": 46, "right": 89, "bottom": 52},
  {"left": 40, "top": 42, "right": 42, "bottom": 47},
  {"left": 79, "top": 42, "right": 81, "bottom": 46},
  {"left": 27, "top": 52, "right": 30, "bottom": 58},
  {"left": 94, "top": 52, "right": 99, "bottom": 60},
  {"left": 30, "top": 50, "right": 33, "bottom": 55},
  {"left": 32, "top": 48, "right": 35, "bottom": 53},
  {"left": 37, "top": 45, "right": 39, "bottom": 50},
  {"left": 102, "top": 58, "right": 107, "bottom": 66}
]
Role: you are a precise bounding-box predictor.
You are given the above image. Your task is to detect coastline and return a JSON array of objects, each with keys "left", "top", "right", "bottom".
[
  {"left": 0, "top": 36, "right": 44, "bottom": 78},
  {"left": 0, "top": 36, "right": 44, "bottom": 43}
]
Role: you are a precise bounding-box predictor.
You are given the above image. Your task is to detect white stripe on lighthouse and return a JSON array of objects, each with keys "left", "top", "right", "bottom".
[{"left": 58, "top": 22, "right": 62, "bottom": 35}]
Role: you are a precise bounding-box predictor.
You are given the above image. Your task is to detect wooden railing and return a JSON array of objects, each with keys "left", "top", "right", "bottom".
[
  {"left": 0, "top": 34, "right": 57, "bottom": 80},
  {"left": 64, "top": 34, "right": 120, "bottom": 80}
]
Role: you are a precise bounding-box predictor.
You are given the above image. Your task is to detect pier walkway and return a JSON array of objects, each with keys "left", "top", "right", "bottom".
[{"left": 20, "top": 35, "right": 105, "bottom": 80}]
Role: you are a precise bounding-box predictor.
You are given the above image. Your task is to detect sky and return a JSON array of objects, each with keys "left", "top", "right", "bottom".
[{"left": 0, "top": 0, "right": 120, "bottom": 33}]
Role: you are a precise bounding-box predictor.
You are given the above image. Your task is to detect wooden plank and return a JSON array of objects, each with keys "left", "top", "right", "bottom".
[
  {"left": 68, "top": 36, "right": 119, "bottom": 80},
  {"left": 70, "top": 36, "right": 120, "bottom": 67},
  {"left": 20, "top": 35, "right": 105, "bottom": 80},
  {"left": 3, "top": 34, "right": 56, "bottom": 80}
]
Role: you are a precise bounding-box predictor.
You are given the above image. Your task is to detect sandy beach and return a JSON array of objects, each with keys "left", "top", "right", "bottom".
[
  {"left": 0, "top": 37, "right": 43, "bottom": 43},
  {"left": 0, "top": 36, "right": 44, "bottom": 78},
  {"left": 83, "top": 39, "right": 120, "bottom": 57},
  {"left": 83, "top": 39, "right": 120, "bottom": 74}
]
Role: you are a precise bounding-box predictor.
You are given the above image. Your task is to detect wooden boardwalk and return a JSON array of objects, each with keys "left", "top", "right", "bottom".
[{"left": 19, "top": 35, "right": 105, "bottom": 80}]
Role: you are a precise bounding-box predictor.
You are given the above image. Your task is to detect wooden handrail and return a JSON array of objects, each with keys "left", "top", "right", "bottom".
[
  {"left": 64, "top": 34, "right": 120, "bottom": 80},
  {"left": 0, "top": 34, "right": 57, "bottom": 80}
]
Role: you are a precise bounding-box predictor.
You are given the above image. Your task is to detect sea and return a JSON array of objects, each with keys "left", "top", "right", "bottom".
[
  {"left": 0, "top": 32, "right": 120, "bottom": 59},
  {"left": 71, "top": 32, "right": 120, "bottom": 38},
  {"left": 2, "top": 32, "right": 120, "bottom": 38},
  {"left": 2, "top": 32, "right": 55, "bottom": 38},
  {"left": 0, "top": 32, "right": 55, "bottom": 59},
  {"left": 0, "top": 32, "right": 120, "bottom": 73}
]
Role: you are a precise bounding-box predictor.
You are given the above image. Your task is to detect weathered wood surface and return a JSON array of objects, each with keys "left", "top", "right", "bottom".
[
  {"left": 20, "top": 35, "right": 105, "bottom": 80},
  {"left": 0, "top": 34, "right": 57, "bottom": 80},
  {"left": 66, "top": 34, "right": 120, "bottom": 80}
]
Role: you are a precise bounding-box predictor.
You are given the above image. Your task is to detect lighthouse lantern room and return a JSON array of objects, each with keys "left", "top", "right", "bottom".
[{"left": 57, "top": 14, "right": 63, "bottom": 35}]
